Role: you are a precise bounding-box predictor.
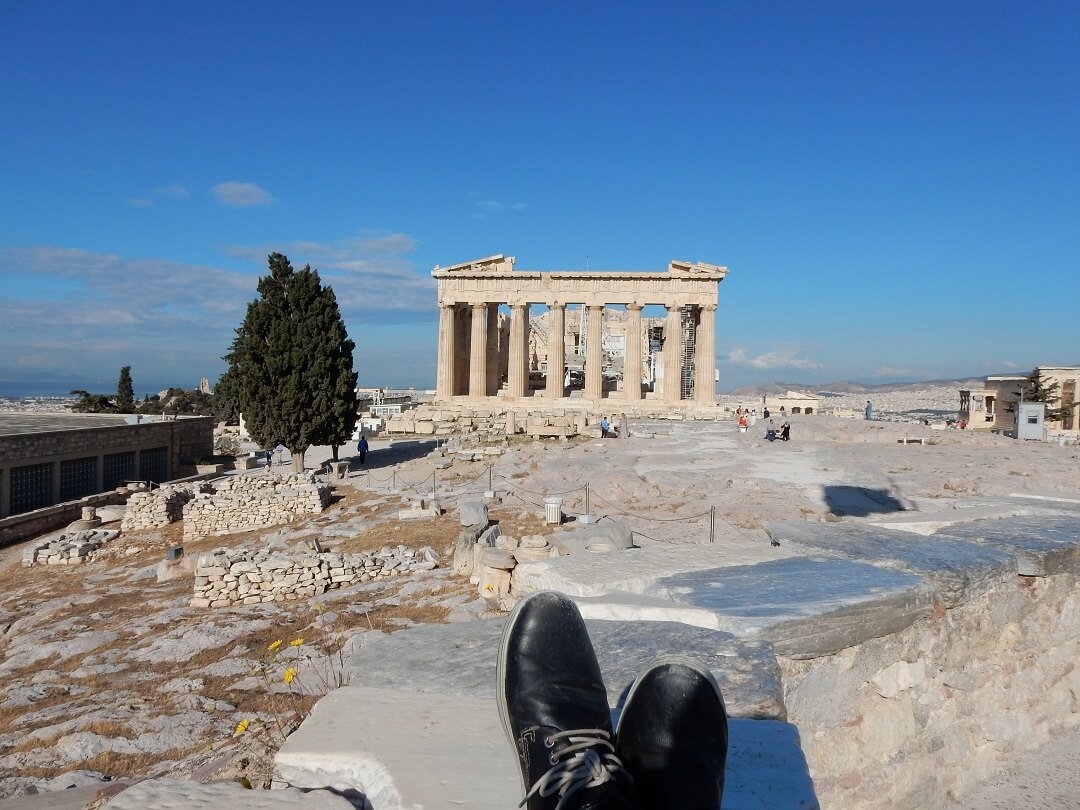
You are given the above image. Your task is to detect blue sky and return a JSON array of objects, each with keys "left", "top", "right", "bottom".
[{"left": 2, "top": 1, "right": 1077, "bottom": 395}]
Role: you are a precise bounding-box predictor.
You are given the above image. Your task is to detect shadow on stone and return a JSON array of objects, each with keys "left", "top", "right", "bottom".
[
  {"left": 725, "top": 718, "right": 819, "bottom": 808},
  {"left": 823, "top": 485, "right": 905, "bottom": 517}
]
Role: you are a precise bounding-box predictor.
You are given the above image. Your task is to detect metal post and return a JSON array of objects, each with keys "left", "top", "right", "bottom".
[
  {"left": 710, "top": 506, "right": 716, "bottom": 543},
  {"left": 433, "top": 470, "right": 437, "bottom": 499},
  {"left": 488, "top": 464, "right": 493, "bottom": 491},
  {"left": 392, "top": 469, "right": 397, "bottom": 490},
  {"left": 585, "top": 481, "right": 590, "bottom": 516}
]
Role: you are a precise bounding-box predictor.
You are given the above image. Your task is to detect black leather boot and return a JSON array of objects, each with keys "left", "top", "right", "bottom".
[
  {"left": 615, "top": 656, "right": 728, "bottom": 810},
  {"left": 497, "top": 591, "right": 639, "bottom": 810}
]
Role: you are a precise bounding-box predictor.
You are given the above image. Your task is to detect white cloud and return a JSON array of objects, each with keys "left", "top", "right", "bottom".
[
  {"left": 983, "top": 360, "right": 1020, "bottom": 369},
  {"left": 127, "top": 197, "right": 155, "bottom": 207},
  {"left": 212, "top": 181, "right": 273, "bottom": 207},
  {"left": 476, "top": 199, "right": 526, "bottom": 213},
  {"left": 727, "top": 347, "right": 822, "bottom": 371},
  {"left": 873, "top": 367, "right": 918, "bottom": 377},
  {"left": 0, "top": 246, "right": 258, "bottom": 385},
  {"left": 224, "top": 231, "right": 436, "bottom": 319},
  {"left": 154, "top": 183, "right": 190, "bottom": 199}
]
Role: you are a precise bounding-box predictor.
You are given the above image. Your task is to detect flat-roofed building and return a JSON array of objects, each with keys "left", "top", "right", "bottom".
[{"left": 0, "top": 413, "right": 213, "bottom": 519}]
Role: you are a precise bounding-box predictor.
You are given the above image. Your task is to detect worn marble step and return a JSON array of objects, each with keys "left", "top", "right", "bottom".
[
  {"left": 105, "top": 778, "right": 353, "bottom": 809},
  {"left": 511, "top": 538, "right": 799, "bottom": 597},
  {"left": 936, "top": 516, "right": 1080, "bottom": 577},
  {"left": 277, "top": 687, "right": 819, "bottom": 810},
  {"left": 342, "top": 617, "right": 785, "bottom": 721},
  {"left": 641, "top": 556, "right": 934, "bottom": 659},
  {"left": 766, "top": 520, "right": 1017, "bottom": 607}
]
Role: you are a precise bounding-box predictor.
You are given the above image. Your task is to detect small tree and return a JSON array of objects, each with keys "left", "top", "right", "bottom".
[
  {"left": 116, "top": 366, "right": 135, "bottom": 413},
  {"left": 212, "top": 367, "right": 243, "bottom": 423},
  {"left": 69, "top": 390, "right": 115, "bottom": 413},
  {"left": 225, "top": 253, "right": 359, "bottom": 472},
  {"left": 1018, "top": 369, "right": 1066, "bottom": 422}
]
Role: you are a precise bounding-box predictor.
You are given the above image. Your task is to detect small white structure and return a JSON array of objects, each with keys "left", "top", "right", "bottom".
[{"left": 1015, "top": 402, "right": 1045, "bottom": 441}]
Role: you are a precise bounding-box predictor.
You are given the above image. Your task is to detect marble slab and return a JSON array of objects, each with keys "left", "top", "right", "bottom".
[
  {"left": 765, "top": 520, "right": 1017, "bottom": 607},
  {"left": 277, "top": 688, "right": 818, "bottom": 810},
  {"left": 342, "top": 617, "right": 786, "bottom": 721},
  {"left": 935, "top": 516, "right": 1080, "bottom": 576},
  {"left": 106, "top": 778, "right": 354, "bottom": 809},
  {"left": 646, "top": 557, "right": 934, "bottom": 659},
  {"left": 511, "top": 540, "right": 799, "bottom": 597}
]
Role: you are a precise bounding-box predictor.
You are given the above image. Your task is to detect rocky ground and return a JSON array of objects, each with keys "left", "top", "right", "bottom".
[{"left": 1, "top": 403, "right": 1079, "bottom": 803}]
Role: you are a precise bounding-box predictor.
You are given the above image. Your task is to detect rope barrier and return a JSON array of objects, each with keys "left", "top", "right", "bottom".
[{"left": 589, "top": 491, "right": 712, "bottom": 523}]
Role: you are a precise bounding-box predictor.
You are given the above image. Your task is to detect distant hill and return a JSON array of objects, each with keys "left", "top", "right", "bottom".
[{"left": 723, "top": 376, "right": 989, "bottom": 396}]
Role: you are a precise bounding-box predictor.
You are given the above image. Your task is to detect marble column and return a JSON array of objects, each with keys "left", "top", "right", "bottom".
[
  {"left": 508, "top": 304, "right": 529, "bottom": 398},
  {"left": 664, "top": 305, "right": 683, "bottom": 403},
  {"left": 624, "top": 303, "right": 643, "bottom": 401},
  {"left": 454, "top": 304, "right": 471, "bottom": 396},
  {"left": 436, "top": 303, "right": 457, "bottom": 400},
  {"left": 695, "top": 304, "right": 717, "bottom": 404},
  {"left": 585, "top": 305, "right": 604, "bottom": 401},
  {"left": 546, "top": 303, "right": 566, "bottom": 398},
  {"left": 469, "top": 302, "right": 488, "bottom": 398},
  {"left": 486, "top": 304, "right": 500, "bottom": 396}
]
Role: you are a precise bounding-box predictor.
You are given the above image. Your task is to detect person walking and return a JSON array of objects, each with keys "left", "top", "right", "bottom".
[
  {"left": 357, "top": 435, "right": 369, "bottom": 464},
  {"left": 865, "top": 401, "right": 873, "bottom": 421},
  {"left": 600, "top": 415, "right": 609, "bottom": 438},
  {"left": 619, "top": 413, "right": 629, "bottom": 441}
]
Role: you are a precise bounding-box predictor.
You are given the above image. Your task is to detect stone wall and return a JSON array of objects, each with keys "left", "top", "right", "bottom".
[
  {"left": 22, "top": 528, "right": 120, "bottom": 566},
  {"left": 780, "top": 573, "right": 1080, "bottom": 808},
  {"left": 182, "top": 473, "right": 331, "bottom": 540},
  {"left": 190, "top": 544, "right": 440, "bottom": 607},
  {"left": 121, "top": 482, "right": 212, "bottom": 532},
  {"left": 0, "top": 489, "right": 128, "bottom": 548},
  {"left": 385, "top": 403, "right": 725, "bottom": 438}
]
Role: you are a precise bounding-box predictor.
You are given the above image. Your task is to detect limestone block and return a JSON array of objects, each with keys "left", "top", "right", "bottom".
[
  {"left": 479, "top": 566, "right": 512, "bottom": 598},
  {"left": 458, "top": 501, "right": 488, "bottom": 527},
  {"left": 106, "top": 777, "right": 354, "bottom": 809},
  {"left": 480, "top": 547, "right": 517, "bottom": 570}
]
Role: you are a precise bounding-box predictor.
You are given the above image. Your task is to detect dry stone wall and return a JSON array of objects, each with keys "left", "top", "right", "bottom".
[
  {"left": 182, "top": 474, "right": 331, "bottom": 540},
  {"left": 121, "top": 483, "right": 212, "bottom": 532},
  {"left": 22, "top": 529, "right": 120, "bottom": 566},
  {"left": 190, "top": 544, "right": 439, "bottom": 607}
]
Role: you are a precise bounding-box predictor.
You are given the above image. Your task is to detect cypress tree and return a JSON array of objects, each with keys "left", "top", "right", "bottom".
[
  {"left": 226, "top": 253, "right": 358, "bottom": 472},
  {"left": 116, "top": 366, "right": 135, "bottom": 413}
]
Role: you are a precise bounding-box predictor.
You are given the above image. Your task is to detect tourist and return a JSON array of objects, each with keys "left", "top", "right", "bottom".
[
  {"left": 763, "top": 407, "right": 770, "bottom": 419},
  {"left": 357, "top": 435, "right": 369, "bottom": 464},
  {"left": 265, "top": 448, "right": 273, "bottom": 472},
  {"left": 765, "top": 420, "right": 777, "bottom": 442},
  {"left": 498, "top": 591, "right": 727, "bottom": 810},
  {"left": 610, "top": 414, "right": 620, "bottom": 438},
  {"left": 865, "top": 401, "right": 873, "bottom": 420},
  {"left": 780, "top": 421, "right": 791, "bottom": 441},
  {"left": 738, "top": 413, "right": 748, "bottom": 432},
  {"left": 600, "top": 415, "right": 609, "bottom": 438},
  {"left": 779, "top": 405, "right": 786, "bottom": 417},
  {"left": 620, "top": 412, "right": 629, "bottom": 441}
]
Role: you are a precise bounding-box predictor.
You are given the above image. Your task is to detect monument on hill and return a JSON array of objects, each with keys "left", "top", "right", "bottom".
[{"left": 431, "top": 254, "right": 728, "bottom": 407}]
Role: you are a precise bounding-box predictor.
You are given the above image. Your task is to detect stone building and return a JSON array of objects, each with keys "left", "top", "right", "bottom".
[
  {"left": 961, "top": 366, "right": 1080, "bottom": 434},
  {"left": 0, "top": 414, "right": 213, "bottom": 520},
  {"left": 432, "top": 254, "right": 728, "bottom": 408}
]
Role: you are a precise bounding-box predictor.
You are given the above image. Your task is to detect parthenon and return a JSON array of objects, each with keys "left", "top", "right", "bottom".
[{"left": 432, "top": 255, "right": 728, "bottom": 407}]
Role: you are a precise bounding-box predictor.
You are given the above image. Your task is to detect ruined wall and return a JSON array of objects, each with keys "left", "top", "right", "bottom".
[
  {"left": 182, "top": 473, "right": 331, "bottom": 540},
  {"left": 121, "top": 482, "right": 213, "bottom": 532},
  {"left": 781, "top": 573, "right": 1080, "bottom": 808},
  {"left": 191, "top": 545, "right": 440, "bottom": 607}
]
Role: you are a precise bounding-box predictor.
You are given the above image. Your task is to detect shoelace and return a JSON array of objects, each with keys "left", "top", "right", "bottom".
[{"left": 519, "top": 728, "right": 630, "bottom": 810}]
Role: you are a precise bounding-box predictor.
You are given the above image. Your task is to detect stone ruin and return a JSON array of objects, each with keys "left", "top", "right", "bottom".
[
  {"left": 182, "top": 473, "right": 331, "bottom": 541},
  {"left": 191, "top": 544, "right": 439, "bottom": 608},
  {"left": 121, "top": 482, "right": 213, "bottom": 532},
  {"left": 451, "top": 499, "right": 634, "bottom": 608},
  {"left": 22, "top": 528, "right": 120, "bottom": 566}
]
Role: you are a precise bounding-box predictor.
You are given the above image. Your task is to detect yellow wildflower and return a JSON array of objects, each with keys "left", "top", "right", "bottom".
[
  {"left": 267, "top": 640, "right": 283, "bottom": 653},
  {"left": 234, "top": 718, "right": 250, "bottom": 735},
  {"left": 283, "top": 667, "right": 297, "bottom": 684},
  {"left": 290, "top": 637, "right": 304, "bottom": 648}
]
